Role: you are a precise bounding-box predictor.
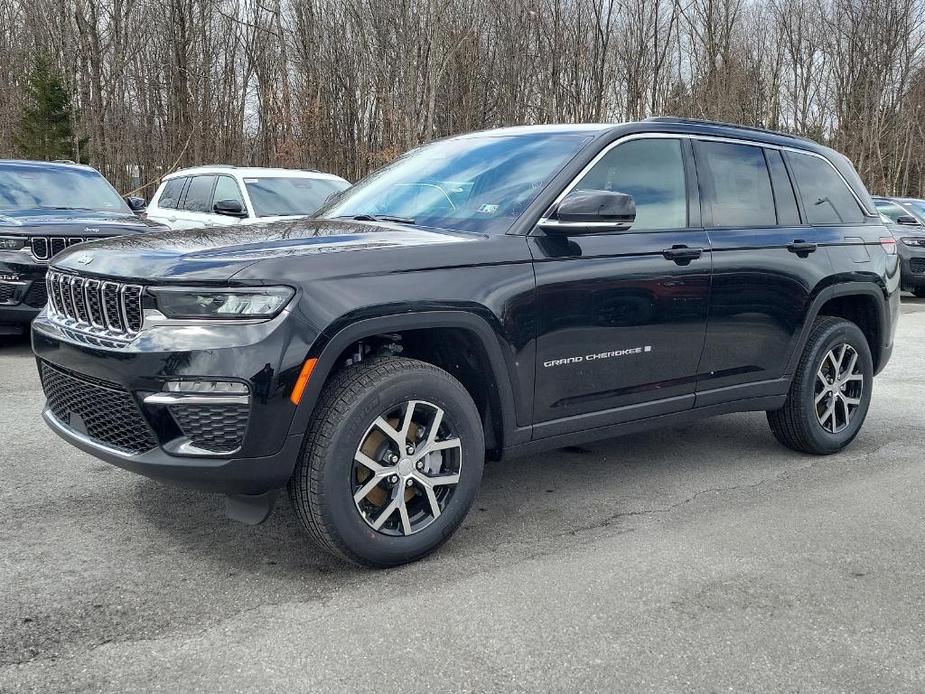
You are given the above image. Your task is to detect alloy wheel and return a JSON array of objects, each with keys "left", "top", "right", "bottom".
[
  {"left": 352, "top": 400, "right": 462, "bottom": 536},
  {"left": 814, "top": 343, "right": 864, "bottom": 434}
]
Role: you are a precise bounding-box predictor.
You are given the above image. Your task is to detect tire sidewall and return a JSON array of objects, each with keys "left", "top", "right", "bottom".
[
  {"left": 796, "top": 321, "right": 874, "bottom": 453},
  {"left": 317, "top": 367, "right": 484, "bottom": 566}
]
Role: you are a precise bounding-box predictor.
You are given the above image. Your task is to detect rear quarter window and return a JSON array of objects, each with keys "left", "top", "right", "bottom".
[
  {"left": 156, "top": 177, "right": 186, "bottom": 210},
  {"left": 786, "top": 151, "right": 865, "bottom": 225}
]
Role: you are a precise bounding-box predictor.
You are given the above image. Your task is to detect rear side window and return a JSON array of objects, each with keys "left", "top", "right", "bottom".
[
  {"left": 786, "top": 152, "right": 865, "bottom": 224},
  {"left": 157, "top": 177, "right": 186, "bottom": 210},
  {"left": 182, "top": 175, "right": 217, "bottom": 213},
  {"left": 697, "top": 141, "right": 776, "bottom": 227},
  {"left": 573, "top": 138, "right": 687, "bottom": 230}
]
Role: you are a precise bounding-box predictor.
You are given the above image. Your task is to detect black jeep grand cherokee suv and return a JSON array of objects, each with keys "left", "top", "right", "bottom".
[
  {"left": 0, "top": 160, "right": 161, "bottom": 333},
  {"left": 33, "top": 119, "right": 899, "bottom": 567}
]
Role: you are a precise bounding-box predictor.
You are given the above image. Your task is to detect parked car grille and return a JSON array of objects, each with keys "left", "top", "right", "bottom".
[
  {"left": 169, "top": 403, "right": 249, "bottom": 453},
  {"left": 31, "top": 236, "right": 92, "bottom": 262},
  {"left": 46, "top": 270, "right": 144, "bottom": 338},
  {"left": 911, "top": 258, "right": 925, "bottom": 274},
  {"left": 22, "top": 280, "right": 48, "bottom": 308},
  {"left": 40, "top": 362, "right": 157, "bottom": 454}
]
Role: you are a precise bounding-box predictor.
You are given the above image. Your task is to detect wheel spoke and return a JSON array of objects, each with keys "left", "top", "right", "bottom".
[
  {"left": 354, "top": 472, "right": 387, "bottom": 503},
  {"left": 425, "top": 407, "right": 444, "bottom": 448},
  {"left": 843, "top": 373, "right": 863, "bottom": 383},
  {"left": 842, "top": 395, "right": 861, "bottom": 407},
  {"left": 421, "top": 484, "right": 442, "bottom": 519},
  {"left": 815, "top": 389, "right": 828, "bottom": 405},
  {"left": 373, "top": 416, "right": 406, "bottom": 449},
  {"left": 355, "top": 451, "right": 387, "bottom": 474},
  {"left": 835, "top": 344, "right": 848, "bottom": 371},
  {"left": 397, "top": 498, "right": 412, "bottom": 535},
  {"left": 399, "top": 401, "right": 418, "bottom": 444},
  {"left": 415, "top": 472, "right": 461, "bottom": 488},
  {"left": 843, "top": 351, "right": 859, "bottom": 380},
  {"left": 370, "top": 494, "right": 401, "bottom": 531}
]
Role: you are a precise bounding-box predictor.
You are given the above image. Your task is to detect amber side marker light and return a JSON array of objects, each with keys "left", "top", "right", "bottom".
[{"left": 290, "top": 358, "right": 318, "bottom": 405}]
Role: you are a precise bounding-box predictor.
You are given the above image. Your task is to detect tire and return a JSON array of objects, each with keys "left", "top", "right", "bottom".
[
  {"left": 767, "top": 316, "right": 874, "bottom": 455},
  {"left": 288, "top": 356, "right": 485, "bottom": 568}
]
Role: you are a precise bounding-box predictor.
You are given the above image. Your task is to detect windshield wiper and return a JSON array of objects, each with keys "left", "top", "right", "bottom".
[{"left": 338, "top": 214, "right": 416, "bottom": 225}]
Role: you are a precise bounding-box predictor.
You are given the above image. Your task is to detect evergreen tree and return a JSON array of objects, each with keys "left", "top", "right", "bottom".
[{"left": 15, "top": 57, "right": 79, "bottom": 161}]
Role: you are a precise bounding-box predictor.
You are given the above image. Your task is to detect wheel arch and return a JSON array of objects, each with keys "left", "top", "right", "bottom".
[
  {"left": 790, "top": 283, "right": 890, "bottom": 375},
  {"left": 287, "top": 311, "right": 524, "bottom": 457}
]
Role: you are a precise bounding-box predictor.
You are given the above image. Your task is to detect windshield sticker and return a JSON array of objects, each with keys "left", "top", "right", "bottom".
[{"left": 477, "top": 203, "right": 499, "bottom": 214}]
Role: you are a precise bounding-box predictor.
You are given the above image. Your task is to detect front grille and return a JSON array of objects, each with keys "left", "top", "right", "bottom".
[
  {"left": 40, "top": 362, "right": 157, "bottom": 454},
  {"left": 46, "top": 270, "right": 144, "bottom": 338},
  {"left": 22, "top": 281, "right": 48, "bottom": 308},
  {"left": 911, "top": 258, "right": 925, "bottom": 274},
  {"left": 169, "top": 403, "right": 249, "bottom": 453},
  {"left": 31, "top": 236, "right": 91, "bottom": 262}
]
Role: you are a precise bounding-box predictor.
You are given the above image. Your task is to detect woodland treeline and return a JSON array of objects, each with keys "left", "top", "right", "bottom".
[{"left": 1, "top": 0, "right": 924, "bottom": 197}]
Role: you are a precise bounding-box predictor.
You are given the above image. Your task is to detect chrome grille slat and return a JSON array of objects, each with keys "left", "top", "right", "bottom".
[
  {"left": 29, "top": 236, "right": 105, "bottom": 262},
  {"left": 46, "top": 270, "right": 144, "bottom": 342}
]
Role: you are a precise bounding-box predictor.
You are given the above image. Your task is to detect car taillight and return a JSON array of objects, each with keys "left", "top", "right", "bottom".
[{"left": 880, "top": 236, "right": 897, "bottom": 255}]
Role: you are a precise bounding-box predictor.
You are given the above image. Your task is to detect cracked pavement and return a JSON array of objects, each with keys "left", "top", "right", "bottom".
[{"left": 2, "top": 299, "right": 925, "bottom": 693}]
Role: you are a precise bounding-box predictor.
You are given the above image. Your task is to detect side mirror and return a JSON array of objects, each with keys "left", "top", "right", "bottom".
[
  {"left": 896, "top": 215, "right": 921, "bottom": 226},
  {"left": 213, "top": 199, "right": 247, "bottom": 217},
  {"left": 539, "top": 190, "right": 636, "bottom": 234},
  {"left": 125, "top": 196, "right": 146, "bottom": 213}
]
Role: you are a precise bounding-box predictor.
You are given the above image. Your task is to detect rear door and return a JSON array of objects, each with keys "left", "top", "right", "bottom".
[
  {"left": 146, "top": 176, "right": 188, "bottom": 228},
  {"left": 171, "top": 175, "right": 218, "bottom": 229},
  {"left": 693, "top": 139, "right": 834, "bottom": 405},
  {"left": 529, "top": 136, "right": 712, "bottom": 436}
]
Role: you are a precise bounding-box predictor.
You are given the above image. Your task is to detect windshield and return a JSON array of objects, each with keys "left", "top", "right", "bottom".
[
  {"left": 244, "top": 177, "right": 350, "bottom": 217},
  {"left": 317, "top": 133, "right": 592, "bottom": 234},
  {"left": 0, "top": 164, "right": 128, "bottom": 212},
  {"left": 874, "top": 200, "right": 912, "bottom": 223}
]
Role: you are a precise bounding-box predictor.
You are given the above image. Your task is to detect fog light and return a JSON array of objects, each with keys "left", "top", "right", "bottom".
[{"left": 163, "top": 380, "right": 248, "bottom": 394}]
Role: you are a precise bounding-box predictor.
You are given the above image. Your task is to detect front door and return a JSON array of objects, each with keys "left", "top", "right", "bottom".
[{"left": 529, "top": 136, "right": 711, "bottom": 437}]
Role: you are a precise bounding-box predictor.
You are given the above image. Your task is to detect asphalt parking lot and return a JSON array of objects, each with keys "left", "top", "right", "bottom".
[{"left": 2, "top": 300, "right": 925, "bottom": 693}]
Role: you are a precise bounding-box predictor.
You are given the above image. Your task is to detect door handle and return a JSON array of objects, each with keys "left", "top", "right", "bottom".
[
  {"left": 787, "top": 240, "right": 817, "bottom": 256},
  {"left": 662, "top": 245, "right": 703, "bottom": 264}
]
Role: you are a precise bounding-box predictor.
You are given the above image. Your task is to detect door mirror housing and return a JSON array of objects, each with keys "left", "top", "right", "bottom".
[
  {"left": 896, "top": 214, "right": 921, "bottom": 226},
  {"left": 125, "top": 196, "right": 146, "bottom": 213},
  {"left": 213, "top": 199, "right": 247, "bottom": 218},
  {"left": 539, "top": 190, "right": 636, "bottom": 234}
]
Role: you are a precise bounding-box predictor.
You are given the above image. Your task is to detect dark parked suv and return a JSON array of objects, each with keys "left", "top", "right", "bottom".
[
  {"left": 0, "top": 160, "right": 163, "bottom": 333},
  {"left": 33, "top": 119, "right": 899, "bottom": 566}
]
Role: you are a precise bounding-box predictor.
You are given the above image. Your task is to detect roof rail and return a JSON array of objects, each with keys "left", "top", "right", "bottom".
[
  {"left": 644, "top": 116, "right": 814, "bottom": 143},
  {"left": 51, "top": 159, "right": 77, "bottom": 165}
]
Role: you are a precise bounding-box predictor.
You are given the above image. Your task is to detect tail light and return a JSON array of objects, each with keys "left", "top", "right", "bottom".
[{"left": 880, "top": 236, "right": 897, "bottom": 255}]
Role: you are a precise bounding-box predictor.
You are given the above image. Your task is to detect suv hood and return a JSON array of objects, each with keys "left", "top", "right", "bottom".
[
  {"left": 0, "top": 208, "right": 160, "bottom": 237},
  {"left": 51, "top": 218, "right": 476, "bottom": 282}
]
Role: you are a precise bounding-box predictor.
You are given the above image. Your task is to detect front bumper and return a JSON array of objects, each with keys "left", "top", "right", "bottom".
[
  {"left": 0, "top": 257, "right": 48, "bottom": 326},
  {"left": 898, "top": 242, "right": 925, "bottom": 289},
  {"left": 32, "top": 309, "right": 318, "bottom": 494}
]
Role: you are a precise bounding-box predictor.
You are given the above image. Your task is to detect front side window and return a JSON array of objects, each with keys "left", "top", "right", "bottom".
[
  {"left": 157, "top": 177, "right": 186, "bottom": 210},
  {"left": 245, "top": 177, "right": 348, "bottom": 217},
  {"left": 573, "top": 138, "right": 687, "bottom": 230},
  {"left": 698, "top": 141, "right": 776, "bottom": 227},
  {"left": 787, "top": 152, "right": 865, "bottom": 225},
  {"left": 213, "top": 176, "right": 245, "bottom": 209},
  {"left": 182, "top": 175, "right": 216, "bottom": 213},
  {"left": 0, "top": 165, "right": 128, "bottom": 213},
  {"left": 318, "top": 133, "right": 592, "bottom": 234}
]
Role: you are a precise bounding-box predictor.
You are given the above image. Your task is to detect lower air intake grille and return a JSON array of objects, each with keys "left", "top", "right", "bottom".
[
  {"left": 169, "top": 403, "right": 249, "bottom": 453},
  {"left": 911, "top": 258, "right": 925, "bottom": 274},
  {"left": 0, "top": 284, "right": 15, "bottom": 303},
  {"left": 41, "top": 362, "right": 157, "bottom": 454},
  {"left": 23, "top": 281, "right": 48, "bottom": 308}
]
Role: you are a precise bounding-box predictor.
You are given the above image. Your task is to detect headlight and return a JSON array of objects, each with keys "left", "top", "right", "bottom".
[
  {"left": 0, "top": 236, "right": 26, "bottom": 251},
  {"left": 900, "top": 237, "right": 925, "bottom": 247},
  {"left": 149, "top": 286, "right": 294, "bottom": 319}
]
